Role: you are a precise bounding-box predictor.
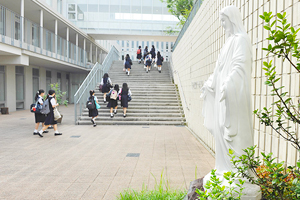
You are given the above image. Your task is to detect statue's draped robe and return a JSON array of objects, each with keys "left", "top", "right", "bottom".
[{"left": 202, "top": 34, "right": 253, "bottom": 175}]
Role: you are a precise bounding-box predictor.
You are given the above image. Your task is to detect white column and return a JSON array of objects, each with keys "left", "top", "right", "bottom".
[
  {"left": 40, "top": 10, "right": 43, "bottom": 49},
  {"left": 66, "top": 27, "right": 69, "bottom": 58},
  {"left": 95, "top": 48, "right": 98, "bottom": 63},
  {"left": 20, "top": 0, "right": 24, "bottom": 42},
  {"left": 83, "top": 39, "right": 86, "bottom": 64},
  {"left": 75, "top": 33, "right": 78, "bottom": 63},
  {"left": 100, "top": 49, "right": 103, "bottom": 64},
  {"left": 89, "top": 43, "right": 92, "bottom": 62},
  {"left": 54, "top": 19, "right": 58, "bottom": 54}
]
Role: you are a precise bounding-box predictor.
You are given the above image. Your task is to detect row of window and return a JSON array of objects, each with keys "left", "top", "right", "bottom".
[{"left": 0, "top": 66, "right": 69, "bottom": 109}]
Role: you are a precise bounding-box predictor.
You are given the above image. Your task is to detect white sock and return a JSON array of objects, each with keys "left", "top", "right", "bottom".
[
  {"left": 111, "top": 113, "right": 113, "bottom": 116},
  {"left": 55, "top": 130, "right": 59, "bottom": 133},
  {"left": 126, "top": 69, "right": 128, "bottom": 72},
  {"left": 128, "top": 71, "right": 130, "bottom": 75},
  {"left": 34, "top": 129, "right": 38, "bottom": 133},
  {"left": 104, "top": 97, "right": 106, "bottom": 101},
  {"left": 39, "top": 130, "right": 43, "bottom": 135}
]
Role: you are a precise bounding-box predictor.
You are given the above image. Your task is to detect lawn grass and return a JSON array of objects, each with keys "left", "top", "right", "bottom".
[{"left": 117, "top": 171, "right": 187, "bottom": 200}]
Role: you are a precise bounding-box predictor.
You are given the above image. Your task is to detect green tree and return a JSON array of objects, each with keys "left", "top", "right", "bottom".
[{"left": 160, "top": 0, "right": 194, "bottom": 27}]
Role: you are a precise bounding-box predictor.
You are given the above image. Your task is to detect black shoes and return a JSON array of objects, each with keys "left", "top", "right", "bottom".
[
  {"left": 159, "top": 71, "right": 161, "bottom": 73},
  {"left": 110, "top": 114, "right": 114, "bottom": 118},
  {"left": 33, "top": 132, "right": 38, "bottom": 135},
  {"left": 123, "top": 114, "right": 127, "bottom": 118},
  {"left": 91, "top": 119, "right": 94, "bottom": 124},
  {"left": 93, "top": 124, "right": 97, "bottom": 127},
  {"left": 114, "top": 110, "right": 117, "bottom": 114},
  {"left": 43, "top": 131, "right": 49, "bottom": 133},
  {"left": 38, "top": 132, "right": 43, "bottom": 137},
  {"left": 54, "top": 133, "right": 62, "bottom": 136}
]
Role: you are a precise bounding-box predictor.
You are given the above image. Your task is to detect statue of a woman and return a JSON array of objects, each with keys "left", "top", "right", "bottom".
[{"left": 201, "top": 5, "right": 253, "bottom": 176}]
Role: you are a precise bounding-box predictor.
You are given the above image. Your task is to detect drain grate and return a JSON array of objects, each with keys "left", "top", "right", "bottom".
[
  {"left": 70, "top": 135, "right": 81, "bottom": 138},
  {"left": 126, "top": 153, "right": 140, "bottom": 157}
]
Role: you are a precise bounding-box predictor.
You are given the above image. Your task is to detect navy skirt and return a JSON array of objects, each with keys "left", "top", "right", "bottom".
[
  {"left": 44, "top": 111, "right": 57, "bottom": 125},
  {"left": 121, "top": 95, "right": 129, "bottom": 108}
]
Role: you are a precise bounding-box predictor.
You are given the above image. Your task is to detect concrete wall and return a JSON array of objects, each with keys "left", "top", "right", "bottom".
[{"left": 172, "top": 0, "right": 300, "bottom": 166}]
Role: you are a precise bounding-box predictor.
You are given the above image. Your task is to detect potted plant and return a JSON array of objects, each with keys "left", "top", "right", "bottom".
[{"left": 50, "top": 83, "right": 68, "bottom": 123}]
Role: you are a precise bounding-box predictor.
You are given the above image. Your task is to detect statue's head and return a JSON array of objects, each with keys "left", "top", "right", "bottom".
[{"left": 220, "top": 6, "right": 246, "bottom": 37}]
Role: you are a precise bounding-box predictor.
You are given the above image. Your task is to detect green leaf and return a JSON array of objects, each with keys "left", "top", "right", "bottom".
[{"left": 264, "top": 25, "right": 271, "bottom": 31}]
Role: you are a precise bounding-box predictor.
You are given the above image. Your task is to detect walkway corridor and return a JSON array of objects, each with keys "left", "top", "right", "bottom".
[{"left": 0, "top": 105, "right": 214, "bottom": 199}]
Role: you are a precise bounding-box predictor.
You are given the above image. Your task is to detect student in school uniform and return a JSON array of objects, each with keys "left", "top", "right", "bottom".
[
  {"left": 108, "top": 84, "right": 120, "bottom": 118},
  {"left": 33, "top": 89, "right": 48, "bottom": 135},
  {"left": 137, "top": 46, "right": 142, "bottom": 64},
  {"left": 119, "top": 83, "right": 132, "bottom": 118},
  {"left": 100, "top": 73, "right": 112, "bottom": 103},
  {"left": 150, "top": 45, "right": 156, "bottom": 63},
  {"left": 144, "top": 52, "right": 152, "bottom": 73},
  {"left": 37, "top": 90, "right": 62, "bottom": 137},
  {"left": 143, "top": 46, "right": 148, "bottom": 61},
  {"left": 88, "top": 90, "right": 98, "bottom": 127},
  {"left": 155, "top": 51, "right": 163, "bottom": 73},
  {"left": 124, "top": 54, "right": 132, "bottom": 76}
]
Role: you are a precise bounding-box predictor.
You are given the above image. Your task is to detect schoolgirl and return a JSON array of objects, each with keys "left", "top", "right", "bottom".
[
  {"left": 156, "top": 51, "right": 163, "bottom": 73},
  {"left": 101, "top": 73, "right": 112, "bottom": 103},
  {"left": 150, "top": 45, "right": 156, "bottom": 63},
  {"left": 119, "top": 83, "right": 132, "bottom": 118},
  {"left": 88, "top": 90, "right": 98, "bottom": 127},
  {"left": 144, "top": 52, "right": 152, "bottom": 73},
  {"left": 137, "top": 46, "right": 142, "bottom": 64},
  {"left": 37, "top": 90, "right": 62, "bottom": 137},
  {"left": 108, "top": 84, "right": 120, "bottom": 118},
  {"left": 124, "top": 54, "right": 132, "bottom": 76},
  {"left": 33, "top": 89, "right": 48, "bottom": 135},
  {"left": 143, "top": 46, "right": 148, "bottom": 60}
]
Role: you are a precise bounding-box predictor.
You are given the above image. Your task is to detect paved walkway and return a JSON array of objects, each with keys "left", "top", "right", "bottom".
[{"left": 0, "top": 105, "right": 215, "bottom": 199}]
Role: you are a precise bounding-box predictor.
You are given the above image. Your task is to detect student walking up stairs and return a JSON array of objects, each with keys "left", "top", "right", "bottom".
[{"left": 77, "top": 60, "right": 186, "bottom": 125}]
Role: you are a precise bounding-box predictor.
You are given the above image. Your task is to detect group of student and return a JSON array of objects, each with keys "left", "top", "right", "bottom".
[
  {"left": 136, "top": 45, "right": 164, "bottom": 73},
  {"left": 87, "top": 73, "right": 132, "bottom": 127},
  {"left": 33, "top": 89, "right": 62, "bottom": 137}
]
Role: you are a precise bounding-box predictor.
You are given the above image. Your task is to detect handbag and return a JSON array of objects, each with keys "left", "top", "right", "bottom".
[
  {"left": 30, "top": 100, "right": 42, "bottom": 113},
  {"left": 95, "top": 100, "right": 100, "bottom": 109},
  {"left": 128, "top": 95, "right": 132, "bottom": 102},
  {"left": 154, "top": 63, "right": 157, "bottom": 68},
  {"left": 53, "top": 107, "right": 61, "bottom": 121},
  {"left": 123, "top": 68, "right": 126, "bottom": 72},
  {"left": 99, "top": 84, "right": 103, "bottom": 92}
]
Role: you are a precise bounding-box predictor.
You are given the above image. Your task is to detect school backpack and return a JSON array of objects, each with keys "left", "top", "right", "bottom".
[
  {"left": 40, "top": 99, "right": 50, "bottom": 115},
  {"left": 86, "top": 96, "right": 96, "bottom": 109},
  {"left": 161, "top": 56, "right": 164, "bottom": 62},
  {"left": 110, "top": 90, "right": 118, "bottom": 100},
  {"left": 146, "top": 55, "right": 151, "bottom": 62},
  {"left": 137, "top": 49, "right": 141, "bottom": 54}
]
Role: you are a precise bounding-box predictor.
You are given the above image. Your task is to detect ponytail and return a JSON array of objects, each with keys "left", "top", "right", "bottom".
[{"left": 34, "top": 89, "right": 44, "bottom": 101}]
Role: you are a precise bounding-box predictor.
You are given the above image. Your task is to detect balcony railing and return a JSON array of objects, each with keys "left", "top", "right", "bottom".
[{"left": 0, "top": 5, "right": 89, "bottom": 68}]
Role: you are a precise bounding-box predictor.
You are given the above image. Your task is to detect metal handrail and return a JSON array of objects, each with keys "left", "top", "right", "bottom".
[
  {"left": 169, "top": 54, "right": 189, "bottom": 111},
  {"left": 172, "top": 0, "right": 203, "bottom": 51},
  {"left": 74, "top": 46, "right": 119, "bottom": 124}
]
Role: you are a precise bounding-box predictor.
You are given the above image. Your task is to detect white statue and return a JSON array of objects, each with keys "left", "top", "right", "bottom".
[{"left": 201, "top": 6, "right": 261, "bottom": 199}]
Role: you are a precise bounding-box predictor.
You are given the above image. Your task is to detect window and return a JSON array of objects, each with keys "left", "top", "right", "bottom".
[
  {"left": 171, "top": 42, "right": 174, "bottom": 52},
  {"left": 147, "top": 41, "right": 149, "bottom": 47},
  {"left": 32, "top": 24, "right": 39, "bottom": 47},
  {"left": 46, "top": 71, "right": 51, "bottom": 92},
  {"left": 131, "top": 41, "right": 134, "bottom": 48},
  {"left": 68, "top": 4, "right": 76, "bottom": 20},
  {"left": 142, "top": 41, "right": 144, "bottom": 48},
  {"left": 32, "top": 68, "right": 39, "bottom": 103},
  {"left": 57, "top": 0, "right": 62, "bottom": 14},
  {"left": 156, "top": 42, "right": 159, "bottom": 50},
  {"left": 15, "top": 16, "right": 20, "bottom": 40},
  {"left": 0, "top": 7, "right": 6, "bottom": 35},
  {"left": 0, "top": 66, "right": 5, "bottom": 104},
  {"left": 57, "top": 72, "right": 62, "bottom": 90},
  {"left": 122, "top": 40, "right": 124, "bottom": 47},
  {"left": 16, "top": 66, "right": 24, "bottom": 109},
  {"left": 66, "top": 74, "right": 69, "bottom": 101}
]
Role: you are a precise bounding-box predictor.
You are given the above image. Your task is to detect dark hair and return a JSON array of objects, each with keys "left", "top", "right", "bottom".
[
  {"left": 34, "top": 89, "right": 45, "bottom": 101},
  {"left": 48, "top": 90, "right": 55, "bottom": 96},
  {"left": 114, "top": 84, "right": 119, "bottom": 92},
  {"left": 89, "top": 90, "right": 95, "bottom": 96},
  {"left": 152, "top": 45, "right": 154, "bottom": 48},
  {"left": 145, "top": 46, "right": 148, "bottom": 49},
  {"left": 157, "top": 51, "right": 161, "bottom": 58},
  {"left": 122, "top": 83, "right": 128, "bottom": 92},
  {"left": 139, "top": 46, "right": 141, "bottom": 49},
  {"left": 103, "top": 73, "right": 109, "bottom": 79}
]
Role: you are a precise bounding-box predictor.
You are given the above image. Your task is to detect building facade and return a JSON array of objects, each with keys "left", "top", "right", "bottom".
[
  {"left": 0, "top": 0, "right": 111, "bottom": 112},
  {"left": 63, "top": 0, "right": 178, "bottom": 61}
]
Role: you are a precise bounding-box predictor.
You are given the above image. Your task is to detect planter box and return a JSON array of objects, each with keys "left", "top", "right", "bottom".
[{"left": 1, "top": 107, "right": 9, "bottom": 114}]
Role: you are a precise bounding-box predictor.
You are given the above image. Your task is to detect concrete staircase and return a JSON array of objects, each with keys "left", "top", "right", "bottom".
[{"left": 77, "top": 60, "right": 186, "bottom": 125}]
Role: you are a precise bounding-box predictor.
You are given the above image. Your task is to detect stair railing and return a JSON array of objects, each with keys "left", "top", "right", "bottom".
[
  {"left": 74, "top": 46, "right": 119, "bottom": 124},
  {"left": 169, "top": 54, "right": 190, "bottom": 111}
]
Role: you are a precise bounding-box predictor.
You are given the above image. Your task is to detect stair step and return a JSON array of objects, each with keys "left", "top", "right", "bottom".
[
  {"left": 78, "top": 121, "right": 185, "bottom": 126},
  {"left": 82, "top": 113, "right": 183, "bottom": 117},
  {"left": 79, "top": 116, "right": 185, "bottom": 121}
]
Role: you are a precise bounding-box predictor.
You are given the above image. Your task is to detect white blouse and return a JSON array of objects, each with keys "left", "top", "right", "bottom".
[
  {"left": 100, "top": 77, "right": 112, "bottom": 85},
  {"left": 38, "top": 95, "right": 44, "bottom": 105}
]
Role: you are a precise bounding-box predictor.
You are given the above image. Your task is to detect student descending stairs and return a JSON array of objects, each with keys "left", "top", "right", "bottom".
[{"left": 78, "top": 60, "right": 186, "bottom": 125}]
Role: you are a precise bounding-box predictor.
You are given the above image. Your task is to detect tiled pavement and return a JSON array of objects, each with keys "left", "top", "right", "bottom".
[{"left": 0, "top": 105, "right": 215, "bottom": 199}]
